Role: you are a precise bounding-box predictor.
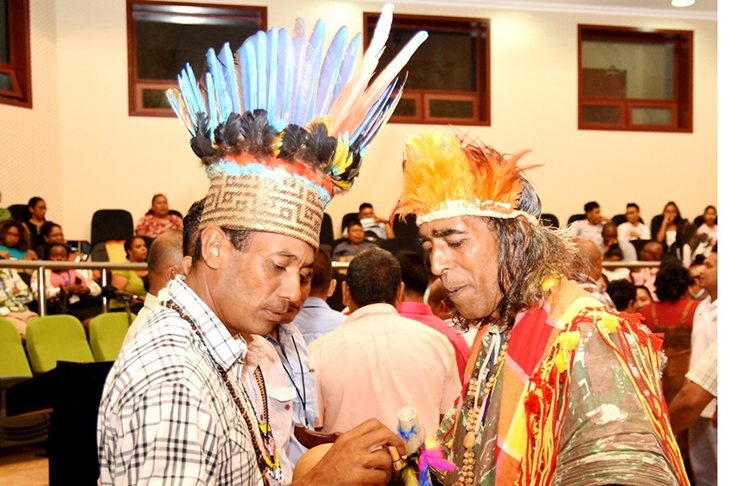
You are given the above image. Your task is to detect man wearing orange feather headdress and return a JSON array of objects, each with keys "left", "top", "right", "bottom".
[{"left": 393, "top": 128, "right": 689, "bottom": 486}]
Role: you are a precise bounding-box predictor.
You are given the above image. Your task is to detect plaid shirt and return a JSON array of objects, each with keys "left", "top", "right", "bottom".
[
  {"left": 0, "top": 268, "right": 32, "bottom": 311},
  {"left": 687, "top": 340, "right": 717, "bottom": 398},
  {"left": 98, "top": 276, "right": 261, "bottom": 485}
]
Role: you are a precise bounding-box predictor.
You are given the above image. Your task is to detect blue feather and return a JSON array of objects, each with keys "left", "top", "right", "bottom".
[
  {"left": 292, "top": 19, "right": 326, "bottom": 126},
  {"left": 330, "top": 33, "right": 360, "bottom": 110},
  {"left": 176, "top": 71, "right": 197, "bottom": 124},
  {"left": 315, "top": 26, "right": 348, "bottom": 117},
  {"left": 238, "top": 40, "right": 258, "bottom": 112},
  {"left": 289, "top": 18, "right": 307, "bottom": 122},
  {"left": 275, "top": 28, "right": 293, "bottom": 125},
  {"left": 266, "top": 28, "right": 278, "bottom": 121},
  {"left": 206, "top": 48, "right": 231, "bottom": 123},
  {"left": 166, "top": 89, "right": 195, "bottom": 136},
  {"left": 256, "top": 31, "right": 267, "bottom": 110},
  {"left": 350, "top": 77, "right": 397, "bottom": 144},
  {"left": 204, "top": 72, "right": 218, "bottom": 139},
  {"left": 217, "top": 43, "right": 241, "bottom": 113}
]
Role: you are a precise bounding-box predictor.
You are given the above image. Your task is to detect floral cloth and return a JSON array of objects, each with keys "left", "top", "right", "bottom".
[{"left": 135, "top": 213, "right": 183, "bottom": 239}]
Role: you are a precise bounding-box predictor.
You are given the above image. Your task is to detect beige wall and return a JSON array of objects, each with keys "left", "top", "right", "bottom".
[{"left": 1, "top": 0, "right": 717, "bottom": 241}]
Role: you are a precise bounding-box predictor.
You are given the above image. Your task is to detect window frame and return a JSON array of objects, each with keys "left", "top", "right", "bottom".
[
  {"left": 126, "top": 0, "right": 267, "bottom": 117},
  {"left": 363, "top": 12, "right": 490, "bottom": 126},
  {"left": 0, "top": 0, "right": 32, "bottom": 108},
  {"left": 578, "top": 24, "right": 693, "bottom": 133}
]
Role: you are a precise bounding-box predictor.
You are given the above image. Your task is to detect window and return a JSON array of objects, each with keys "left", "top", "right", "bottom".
[
  {"left": 127, "top": 0, "right": 267, "bottom": 117},
  {"left": 364, "top": 13, "right": 490, "bottom": 125},
  {"left": 0, "top": 0, "right": 31, "bottom": 108},
  {"left": 578, "top": 25, "right": 693, "bottom": 132}
]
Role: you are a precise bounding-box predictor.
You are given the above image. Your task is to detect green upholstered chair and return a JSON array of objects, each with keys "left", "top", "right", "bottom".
[
  {"left": 25, "top": 315, "right": 94, "bottom": 374},
  {"left": 89, "top": 312, "right": 130, "bottom": 362},
  {"left": 0, "top": 318, "right": 32, "bottom": 378}
]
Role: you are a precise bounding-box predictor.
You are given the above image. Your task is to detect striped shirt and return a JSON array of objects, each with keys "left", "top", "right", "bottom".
[
  {"left": 98, "top": 276, "right": 261, "bottom": 485},
  {"left": 686, "top": 340, "right": 717, "bottom": 398}
]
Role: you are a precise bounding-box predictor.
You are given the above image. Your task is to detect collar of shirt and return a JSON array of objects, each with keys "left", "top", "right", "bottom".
[
  {"left": 396, "top": 301, "right": 434, "bottom": 317},
  {"left": 343, "top": 303, "right": 399, "bottom": 326},
  {"left": 301, "top": 296, "right": 331, "bottom": 310},
  {"left": 168, "top": 276, "right": 247, "bottom": 373}
]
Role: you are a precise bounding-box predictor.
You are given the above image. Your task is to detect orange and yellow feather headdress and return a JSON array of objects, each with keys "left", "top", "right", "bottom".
[{"left": 393, "top": 128, "right": 538, "bottom": 225}]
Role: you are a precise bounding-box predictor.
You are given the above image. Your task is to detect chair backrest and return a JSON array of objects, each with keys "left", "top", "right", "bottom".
[
  {"left": 89, "top": 313, "right": 130, "bottom": 362},
  {"left": 0, "top": 318, "right": 32, "bottom": 378},
  {"left": 7, "top": 204, "right": 30, "bottom": 222},
  {"left": 320, "top": 213, "right": 334, "bottom": 247},
  {"left": 540, "top": 213, "right": 560, "bottom": 228},
  {"left": 340, "top": 212, "right": 359, "bottom": 234},
  {"left": 567, "top": 213, "right": 586, "bottom": 226},
  {"left": 25, "top": 315, "right": 94, "bottom": 373},
  {"left": 91, "top": 209, "right": 134, "bottom": 248},
  {"left": 611, "top": 213, "right": 627, "bottom": 226}
]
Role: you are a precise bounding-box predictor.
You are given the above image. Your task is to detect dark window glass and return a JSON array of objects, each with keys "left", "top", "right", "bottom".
[
  {"left": 0, "top": 0, "right": 9, "bottom": 64},
  {"left": 0, "top": 0, "right": 30, "bottom": 107},
  {"left": 581, "top": 105, "right": 621, "bottom": 124}
]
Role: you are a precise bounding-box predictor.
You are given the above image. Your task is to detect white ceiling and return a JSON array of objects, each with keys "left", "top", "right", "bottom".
[{"left": 369, "top": 0, "right": 717, "bottom": 20}]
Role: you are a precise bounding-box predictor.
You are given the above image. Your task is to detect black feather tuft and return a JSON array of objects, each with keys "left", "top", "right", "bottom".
[
  {"left": 278, "top": 124, "right": 307, "bottom": 161},
  {"left": 301, "top": 123, "right": 337, "bottom": 173},
  {"left": 191, "top": 113, "right": 217, "bottom": 163},
  {"left": 239, "top": 110, "right": 276, "bottom": 159}
]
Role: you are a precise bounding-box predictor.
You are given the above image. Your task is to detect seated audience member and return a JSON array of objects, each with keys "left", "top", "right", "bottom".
[
  {"left": 24, "top": 196, "right": 47, "bottom": 247},
  {"left": 640, "top": 259, "right": 701, "bottom": 407},
  {"left": 687, "top": 255, "right": 708, "bottom": 301},
  {"left": 135, "top": 193, "right": 184, "bottom": 239},
  {"left": 309, "top": 248, "right": 460, "bottom": 435},
  {"left": 629, "top": 240, "right": 663, "bottom": 301},
  {"left": 331, "top": 219, "right": 377, "bottom": 262},
  {"left": 689, "top": 205, "right": 717, "bottom": 260},
  {"left": 292, "top": 248, "right": 346, "bottom": 346},
  {"left": 0, "top": 267, "right": 37, "bottom": 337},
  {"left": 575, "top": 239, "right": 615, "bottom": 307},
  {"left": 568, "top": 201, "right": 607, "bottom": 247},
  {"left": 601, "top": 222, "right": 631, "bottom": 281},
  {"left": 30, "top": 243, "right": 103, "bottom": 325},
  {"left": 617, "top": 203, "right": 651, "bottom": 243},
  {"left": 395, "top": 251, "right": 470, "bottom": 383},
  {"left": 357, "top": 202, "right": 395, "bottom": 240},
  {"left": 122, "top": 230, "right": 184, "bottom": 347},
  {"left": 0, "top": 220, "right": 37, "bottom": 260},
  {"left": 652, "top": 201, "right": 695, "bottom": 265},
  {"left": 634, "top": 285, "right": 654, "bottom": 313},
  {"left": 669, "top": 340, "right": 717, "bottom": 435},
  {"left": 110, "top": 236, "right": 149, "bottom": 312},
  {"left": 0, "top": 191, "right": 11, "bottom": 221},
  {"left": 35, "top": 221, "right": 87, "bottom": 262},
  {"left": 606, "top": 279, "right": 637, "bottom": 313}
]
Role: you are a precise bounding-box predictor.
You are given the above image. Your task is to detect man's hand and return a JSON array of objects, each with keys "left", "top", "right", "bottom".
[
  {"left": 0, "top": 250, "right": 10, "bottom": 259},
  {"left": 295, "top": 419, "right": 406, "bottom": 486}
]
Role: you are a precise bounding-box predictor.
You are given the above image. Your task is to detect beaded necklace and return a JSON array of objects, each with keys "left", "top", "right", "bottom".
[
  {"left": 455, "top": 326, "right": 510, "bottom": 486},
  {"left": 166, "top": 300, "right": 282, "bottom": 484}
]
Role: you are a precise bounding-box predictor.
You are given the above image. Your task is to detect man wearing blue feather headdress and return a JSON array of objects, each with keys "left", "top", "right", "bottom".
[{"left": 97, "top": 4, "right": 428, "bottom": 485}]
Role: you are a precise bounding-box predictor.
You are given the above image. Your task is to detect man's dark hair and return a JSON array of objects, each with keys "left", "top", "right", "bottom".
[
  {"left": 311, "top": 248, "right": 334, "bottom": 293},
  {"left": 655, "top": 258, "right": 692, "bottom": 302},
  {"left": 193, "top": 227, "right": 252, "bottom": 263},
  {"left": 346, "top": 219, "right": 363, "bottom": 230},
  {"left": 148, "top": 230, "right": 184, "bottom": 273},
  {"left": 183, "top": 198, "right": 205, "bottom": 257},
  {"left": 346, "top": 248, "right": 401, "bottom": 307},
  {"left": 626, "top": 203, "right": 639, "bottom": 211},
  {"left": 359, "top": 203, "right": 373, "bottom": 212},
  {"left": 584, "top": 201, "right": 599, "bottom": 213},
  {"left": 396, "top": 250, "right": 429, "bottom": 296},
  {"left": 605, "top": 244, "right": 623, "bottom": 260},
  {"left": 606, "top": 279, "right": 636, "bottom": 312}
]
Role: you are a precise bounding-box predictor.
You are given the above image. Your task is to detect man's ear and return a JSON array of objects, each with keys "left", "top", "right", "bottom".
[
  {"left": 199, "top": 227, "right": 229, "bottom": 270},
  {"left": 342, "top": 280, "right": 352, "bottom": 308},
  {"left": 327, "top": 278, "right": 337, "bottom": 298},
  {"left": 395, "top": 281, "right": 405, "bottom": 306}
]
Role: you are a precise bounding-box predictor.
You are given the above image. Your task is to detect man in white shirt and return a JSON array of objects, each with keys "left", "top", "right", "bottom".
[
  {"left": 617, "top": 203, "right": 650, "bottom": 248},
  {"left": 567, "top": 201, "right": 607, "bottom": 247},
  {"left": 687, "top": 247, "right": 717, "bottom": 486}
]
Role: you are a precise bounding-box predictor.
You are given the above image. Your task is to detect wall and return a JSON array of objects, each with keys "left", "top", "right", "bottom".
[{"left": 2, "top": 0, "right": 717, "bottom": 241}]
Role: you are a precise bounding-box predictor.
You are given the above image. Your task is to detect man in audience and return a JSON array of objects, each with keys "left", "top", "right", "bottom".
[
  {"left": 309, "top": 248, "right": 460, "bottom": 435},
  {"left": 0, "top": 267, "right": 37, "bottom": 337},
  {"left": 669, "top": 341, "right": 717, "bottom": 436},
  {"left": 292, "top": 248, "right": 346, "bottom": 346},
  {"left": 395, "top": 250, "right": 470, "bottom": 382},
  {"left": 576, "top": 239, "right": 615, "bottom": 307},
  {"left": 122, "top": 229, "right": 184, "bottom": 347},
  {"left": 358, "top": 202, "right": 395, "bottom": 240},
  {"left": 606, "top": 279, "right": 637, "bottom": 313},
  {"left": 687, "top": 247, "right": 718, "bottom": 486},
  {"left": 332, "top": 219, "right": 377, "bottom": 261},
  {"left": 629, "top": 240, "right": 664, "bottom": 301},
  {"left": 393, "top": 129, "right": 688, "bottom": 484},
  {"left": 568, "top": 201, "right": 607, "bottom": 246},
  {"left": 601, "top": 222, "right": 631, "bottom": 280},
  {"left": 618, "top": 202, "right": 650, "bottom": 242}
]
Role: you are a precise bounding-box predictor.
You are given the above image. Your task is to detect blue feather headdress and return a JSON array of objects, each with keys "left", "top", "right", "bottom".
[{"left": 166, "top": 3, "right": 426, "bottom": 249}]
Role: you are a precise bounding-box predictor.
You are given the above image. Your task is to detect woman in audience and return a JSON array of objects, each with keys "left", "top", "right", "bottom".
[
  {"left": 24, "top": 196, "right": 47, "bottom": 247},
  {"left": 110, "top": 236, "right": 149, "bottom": 313},
  {"left": 0, "top": 220, "right": 38, "bottom": 260},
  {"left": 689, "top": 205, "right": 717, "bottom": 259},
  {"left": 634, "top": 284, "right": 653, "bottom": 313},
  {"left": 652, "top": 201, "right": 694, "bottom": 264},
  {"left": 35, "top": 221, "right": 86, "bottom": 261},
  {"left": 30, "top": 243, "right": 102, "bottom": 326},
  {"left": 135, "top": 194, "right": 183, "bottom": 239}
]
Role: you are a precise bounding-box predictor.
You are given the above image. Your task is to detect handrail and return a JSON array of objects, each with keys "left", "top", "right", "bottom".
[{"left": 0, "top": 258, "right": 658, "bottom": 317}]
